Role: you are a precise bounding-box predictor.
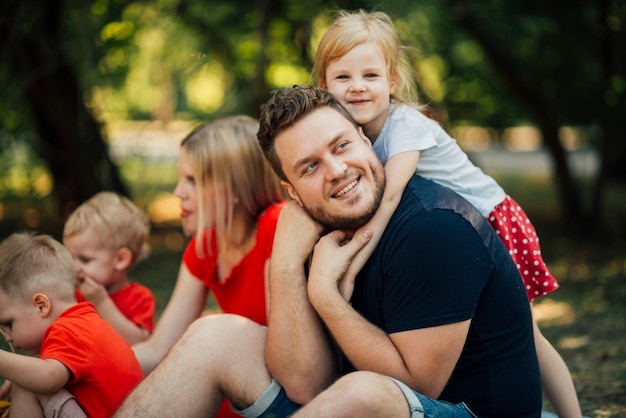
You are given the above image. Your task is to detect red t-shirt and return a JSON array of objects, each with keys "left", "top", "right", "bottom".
[
  {"left": 76, "top": 282, "right": 155, "bottom": 332},
  {"left": 183, "top": 202, "right": 285, "bottom": 326},
  {"left": 40, "top": 302, "right": 144, "bottom": 418}
]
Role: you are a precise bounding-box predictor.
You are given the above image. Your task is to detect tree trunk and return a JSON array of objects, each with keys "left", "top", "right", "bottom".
[{"left": 1, "top": 0, "right": 128, "bottom": 220}]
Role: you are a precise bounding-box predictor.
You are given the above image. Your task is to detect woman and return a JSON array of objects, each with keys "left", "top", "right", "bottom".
[{"left": 133, "top": 115, "right": 286, "bottom": 417}]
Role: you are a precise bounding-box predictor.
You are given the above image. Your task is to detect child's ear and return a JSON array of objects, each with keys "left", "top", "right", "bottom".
[
  {"left": 389, "top": 73, "right": 398, "bottom": 96},
  {"left": 33, "top": 293, "right": 52, "bottom": 317},
  {"left": 281, "top": 180, "right": 302, "bottom": 206},
  {"left": 114, "top": 247, "right": 133, "bottom": 271}
]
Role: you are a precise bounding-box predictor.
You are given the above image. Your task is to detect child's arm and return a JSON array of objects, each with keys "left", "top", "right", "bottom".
[
  {"left": 78, "top": 277, "right": 150, "bottom": 345},
  {"left": 340, "top": 150, "right": 421, "bottom": 299},
  {"left": 0, "top": 351, "right": 70, "bottom": 394}
]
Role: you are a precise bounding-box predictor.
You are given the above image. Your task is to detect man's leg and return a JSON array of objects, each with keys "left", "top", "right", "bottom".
[
  {"left": 115, "top": 314, "right": 273, "bottom": 417},
  {"left": 292, "top": 371, "right": 475, "bottom": 418},
  {"left": 293, "top": 371, "right": 412, "bottom": 418}
]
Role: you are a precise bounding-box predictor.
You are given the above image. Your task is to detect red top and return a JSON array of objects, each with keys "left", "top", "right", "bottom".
[
  {"left": 40, "top": 302, "right": 144, "bottom": 418},
  {"left": 77, "top": 282, "right": 156, "bottom": 332},
  {"left": 183, "top": 202, "right": 285, "bottom": 326}
]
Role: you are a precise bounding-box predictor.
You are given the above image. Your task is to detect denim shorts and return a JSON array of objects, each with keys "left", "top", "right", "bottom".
[{"left": 234, "top": 377, "right": 477, "bottom": 418}]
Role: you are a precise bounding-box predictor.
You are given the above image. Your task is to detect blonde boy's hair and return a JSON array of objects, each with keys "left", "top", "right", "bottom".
[
  {"left": 313, "top": 9, "right": 419, "bottom": 105},
  {"left": 181, "top": 115, "right": 286, "bottom": 253},
  {"left": 63, "top": 192, "right": 151, "bottom": 267},
  {"left": 0, "top": 232, "right": 76, "bottom": 302}
]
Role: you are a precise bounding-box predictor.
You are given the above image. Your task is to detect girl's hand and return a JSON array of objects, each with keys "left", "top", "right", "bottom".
[{"left": 308, "top": 229, "right": 372, "bottom": 302}]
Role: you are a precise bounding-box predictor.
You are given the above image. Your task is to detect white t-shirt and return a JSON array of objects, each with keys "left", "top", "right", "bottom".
[{"left": 373, "top": 102, "right": 505, "bottom": 216}]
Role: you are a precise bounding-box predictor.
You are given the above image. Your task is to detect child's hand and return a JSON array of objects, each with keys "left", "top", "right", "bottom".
[
  {"left": 308, "top": 229, "right": 371, "bottom": 303},
  {"left": 0, "top": 380, "right": 10, "bottom": 399},
  {"left": 77, "top": 276, "right": 109, "bottom": 304}
]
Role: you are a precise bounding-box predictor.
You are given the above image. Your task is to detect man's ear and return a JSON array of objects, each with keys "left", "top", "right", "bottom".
[
  {"left": 33, "top": 293, "right": 52, "bottom": 317},
  {"left": 358, "top": 126, "right": 373, "bottom": 147},
  {"left": 281, "top": 180, "right": 302, "bottom": 206},
  {"left": 114, "top": 247, "right": 133, "bottom": 271}
]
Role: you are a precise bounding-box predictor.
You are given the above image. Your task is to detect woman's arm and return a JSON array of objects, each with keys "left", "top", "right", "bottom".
[
  {"left": 132, "top": 263, "right": 209, "bottom": 374},
  {"left": 341, "top": 151, "right": 420, "bottom": 299}
]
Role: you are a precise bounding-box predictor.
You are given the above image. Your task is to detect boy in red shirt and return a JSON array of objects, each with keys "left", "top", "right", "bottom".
[
  {"left": 0, "top": 232, "right": 143, "bottom": 417},
  {"left": 63, "top": 191, "right": 155, "bottom": 344}
]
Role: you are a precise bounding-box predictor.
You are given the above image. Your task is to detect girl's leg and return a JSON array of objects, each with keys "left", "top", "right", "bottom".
[{"left": 532, "top": 308, "right": 583, "bottom": 418}]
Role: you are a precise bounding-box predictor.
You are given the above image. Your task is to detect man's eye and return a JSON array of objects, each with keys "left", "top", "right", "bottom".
[{"left": 304, "top": 161, "right": 318, "bottom": 173}]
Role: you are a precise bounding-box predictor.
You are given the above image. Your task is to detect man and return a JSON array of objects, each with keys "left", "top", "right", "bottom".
[{"left": 115, "top": 85, "right": 541, "bottom": 417}]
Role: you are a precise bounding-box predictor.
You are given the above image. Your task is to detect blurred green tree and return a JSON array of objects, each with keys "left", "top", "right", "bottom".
[{"left": 0, "top": 0, "right": 624, "bottom": 234}]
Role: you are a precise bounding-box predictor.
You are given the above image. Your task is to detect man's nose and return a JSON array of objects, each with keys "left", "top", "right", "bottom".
[{"left": 326, "top": 157, "right": 348, "bottom": 179}]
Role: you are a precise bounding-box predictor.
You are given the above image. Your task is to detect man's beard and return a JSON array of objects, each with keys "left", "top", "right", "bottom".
[{"left": 300, "top": 163, "right": 386, "bottom": 231}]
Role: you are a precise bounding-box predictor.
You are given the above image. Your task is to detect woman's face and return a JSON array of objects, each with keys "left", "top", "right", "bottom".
[{"left": 173, "top": 147, "right": 198, "bottom": 237}]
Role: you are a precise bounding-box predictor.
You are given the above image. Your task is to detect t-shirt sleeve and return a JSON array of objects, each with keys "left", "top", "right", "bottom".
[
  {"left": 182, "top": 232, "right": 217, "bottom": 286},
  {"left": 40, "top": 324, "right": 92, "bottom": 384},
  {"left": 117, "top": 284, "right": 156, "bottom": 332},
  {"left": 385, "top": 108, "right": 438, "bottom": 158}
]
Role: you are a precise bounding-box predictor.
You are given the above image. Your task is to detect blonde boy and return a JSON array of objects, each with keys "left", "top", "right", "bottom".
[
  {"left": 0, "top": 232, "right": 143, "bottom": 417},
  {"left": 63, "top": 191, "right": 155, "bottom": 344}
]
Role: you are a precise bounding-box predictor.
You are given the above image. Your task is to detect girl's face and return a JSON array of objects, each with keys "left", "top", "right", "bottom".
[
  {"left": 0, "top": 293, "right": 48, "bottom": 355},
  {"left": 63, "top": 228, "right": 121, "bottom": 289},
  {"left": 323, "top": 42, "right": 397, "bottom": 141},
  {"left": 173, "top": 147, "right": 199, "bottom": 237}
]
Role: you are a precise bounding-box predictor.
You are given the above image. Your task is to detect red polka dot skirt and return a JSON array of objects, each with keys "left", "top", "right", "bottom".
[{"left": 487, "top": 195, "right": 559, "bottom": 302}]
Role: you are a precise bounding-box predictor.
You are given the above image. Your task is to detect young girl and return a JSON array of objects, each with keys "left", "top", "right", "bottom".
[
  {"left": 132, "top": 115, "right": 287, "bottom": 418},
  {"left": 314, "top": 9, "right": 582, "bottom": 417},
  {"left": 63, "top": 191, "right": 156, "bottom": 345}
]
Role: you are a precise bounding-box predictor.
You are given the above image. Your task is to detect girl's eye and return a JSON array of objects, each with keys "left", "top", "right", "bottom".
[
  {"left": 78, "top": 256, "right": 90, "bottom": 263},
  {"left": 365, "top": 73, "right": 378, "bottom": 78}
]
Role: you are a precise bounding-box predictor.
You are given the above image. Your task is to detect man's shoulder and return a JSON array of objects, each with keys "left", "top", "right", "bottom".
[
  {"left": 404, "top": 176, "right": 474, "bottom": 212},
  {"left": 399, "top": 176, "right": 489, "bottom": 234}
]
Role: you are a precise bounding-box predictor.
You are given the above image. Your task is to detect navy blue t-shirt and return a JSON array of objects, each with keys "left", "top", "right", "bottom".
[{"left": 349, "top": 176, "right": 541, "bottom": 417}]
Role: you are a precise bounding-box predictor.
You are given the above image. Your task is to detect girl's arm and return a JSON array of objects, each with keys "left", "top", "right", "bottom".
[
  {"left": 341, "top": 150, "right": 421, "bottom": 299},
  {"left": 132, "top": 263, "right": 209, "bottom": 374},
  {"left": 0, "top": 351, "right": 69, "bottom": 394}
]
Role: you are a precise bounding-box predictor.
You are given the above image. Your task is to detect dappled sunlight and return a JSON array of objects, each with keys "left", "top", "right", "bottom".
[
  {"left": 558, "top": 335, "right": 590, "bottom": 350},
  {"left": 533, "top": 299, "right": 577, "bottom": 327},
  {"left": 147, "top": 192, "right": 180, "bottom": 223}
]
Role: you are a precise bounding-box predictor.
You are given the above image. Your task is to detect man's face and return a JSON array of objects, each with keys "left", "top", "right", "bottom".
[{"left": 275, "top": 106, "right": 385, "bottom": 230}]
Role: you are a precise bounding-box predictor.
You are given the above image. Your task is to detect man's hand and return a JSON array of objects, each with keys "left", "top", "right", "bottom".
[
  {"left": 272, "top": 201, "right": 325, "bottom": 271},
  {"left": 308, "top": 229, "right": 372, "bottom": 302}
]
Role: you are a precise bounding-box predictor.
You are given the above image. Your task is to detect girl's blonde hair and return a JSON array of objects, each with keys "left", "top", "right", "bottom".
[
  {"left": 181, "top": 115, "right": 286, "bottom": 252},
  {"left": 63, "top": 191, "right": 151, "bottom": 267},
  {"left": 0, "top": 232, "right": 76, "bottom": 303},
  {"left": 313, "top": 9, "right": 419, "bottom": 106}
]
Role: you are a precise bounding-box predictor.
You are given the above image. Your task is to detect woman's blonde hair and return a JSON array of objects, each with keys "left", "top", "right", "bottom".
[
  {"left": 0, "top": 232, "right": 76, "bottom": 303},
  {"left": 63, "top": 191, "right": 151, "bottom": 267},
  {"left": 181, "top": 115, "right": 286, "bottom": 252},
  {"left": 313, "top": 9, "right": 419, "bottom": 106}
]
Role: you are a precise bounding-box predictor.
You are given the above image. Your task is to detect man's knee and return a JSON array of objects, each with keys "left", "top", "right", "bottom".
[{"left": 334, "top": 371, "right": 398, "bottom": 403}]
